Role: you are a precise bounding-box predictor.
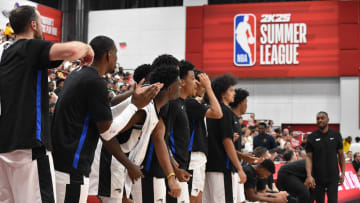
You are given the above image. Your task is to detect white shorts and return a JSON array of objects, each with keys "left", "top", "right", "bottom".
[
  {"left": 203, "top": 171, "right": 243, "bottom": 203},
  {"left": 88, "top": 141, "right": 126, "bottom": 200},
  {"left": 0, "top": 147, "right": 56, "bottom": 203},
  {"left": 188, "top": 152, "right": 207, "bottom": 197},
  {"left": 166, "top": 178, "right": 190, "bottom": 203},
  {"left": 55, "top": 170, "right": 89, "bottom": 203},
  {"left": 233, "top": 173, "right": 246, "bottom": 203},
  {"left": 131, "top": 176, "right": 167, "bottom": 203}
]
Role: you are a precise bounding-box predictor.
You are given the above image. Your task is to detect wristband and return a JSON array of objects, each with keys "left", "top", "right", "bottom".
[{"left": 167, "top": 173, "right": 175, "bottom": 179}]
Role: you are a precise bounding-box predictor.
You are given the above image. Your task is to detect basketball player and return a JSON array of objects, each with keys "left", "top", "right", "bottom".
[
  {"left": 0, "top": 5, "right": 94, "bottom": 203},
  {"left": 51, "top": 35, "right": 161, "bottom": 203}
]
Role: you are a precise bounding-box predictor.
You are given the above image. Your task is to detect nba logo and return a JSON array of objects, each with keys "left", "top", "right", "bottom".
[{"left": 234, "top": 14, "right": 256, "bottom": 66}]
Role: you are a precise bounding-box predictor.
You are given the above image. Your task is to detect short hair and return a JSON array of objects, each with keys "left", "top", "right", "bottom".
[
  {"left": 211, "top": 74, "right": 237, "bottom": 101},
  {"left": 317, "top": 111, "right": 328, "bottom": 118},
  {"left": 269, "top": 149, "right": 277, "bottom": 155},
  {"left": 56, "top": 78, "right": 64, "bottom": 87},
  {"left": 355, "top": 137, "right": 360, "bottom": 143},
  {"left": 89, "top": 36, "right": 115, "bottom": 61},
  {"left": 151, "top": 54, "right": 179, "bottom": 71},
  {"left": 259, "top": 159, "right": 275, "bottom": 174},
  {"left": 229, "top": 88, "right": 249, "bottom": 108},
  {"left": 149, "top": 63, "right": 179, "bottom": 90},
  {"left": 283, "top": 150, "right": 294, "bottom": 162},
  {"left": 178, "top": 60, "right": 194, "bottom": 79},
  {"left": 9, "top": 6, "right": 37, "bottom": 34},
  {"left": 259, "top": 122, "right": 267, "bottom": 128},
  {"left": 254, "top": 146, "right": 268, "bottom": 158},
  {"left": 133, "top": 64, "right": 151, "bottom": 83},
  {"left": 354, "top": 152, "right": 360, "bottom": 159},
  {"left": 193, "top": 69, "right": 204, "bottom": 81}
]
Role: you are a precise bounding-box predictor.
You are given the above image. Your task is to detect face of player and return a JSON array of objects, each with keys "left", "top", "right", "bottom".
[
  {"left": 222, "top": 85, "right": 235, "bottom": 104},
  {"left": 107, "top": 46, "right": 118, "bottom": 73},
  {"left": 239, "top": 98, "right": 248, "bottom": 115},
  {"left": 181, "top": 70, "right": 196, "bottom": 97},
  {"left": 168, "top": 77, "right": 181, "bottom": 100},
  {"left": 316, "top": 113, "right": 329, "bottom": 130},
  {"left": 257, "top": 167, "right": 272, "bottom": 179},
  {"left": 34, "top": 11, "right": 43, "bottom": 39}
]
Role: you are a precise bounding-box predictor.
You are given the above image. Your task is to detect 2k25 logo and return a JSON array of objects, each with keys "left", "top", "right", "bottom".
[
  {"left": 234, "top": 14, "right": 256, "bottom": 66},
  {"left": 260, "top": 14, "right": 291, "bottom": 23}
]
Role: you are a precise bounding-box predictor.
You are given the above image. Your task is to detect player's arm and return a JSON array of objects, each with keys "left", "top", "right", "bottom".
[
  {"left": 152, "top": 118, "right": 181, "bottom": 198},
  {"left": 100, "top": 135, "right": 143, "bottom": 183},
  {"left": 337, "top": 149, "right": 345, "bottom": 185},
  {"left": 223, "top": 138, "right": 246, "bottom": 183},
  {"left": 237, "top": 151, "right": 264, "bottom": 164},
  {"left": 49, "top": 41, "right": 94, "bottom": 65},
  {"left": 305, "top": 152, "right": 315, "bottom": 189},
  {"left": 198, "top": 73, "right": 222, "bottom": 119},
  {"left": 111, "top": 83, "right": 134, "bottom": 106},
  {"left": 245, "top": 188, "right": 286, "bottom": 203}
]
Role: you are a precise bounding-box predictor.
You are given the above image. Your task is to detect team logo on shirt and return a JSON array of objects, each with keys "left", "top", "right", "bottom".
[{"left": 263, "top": 138, "right": 267, "bottom": 143}]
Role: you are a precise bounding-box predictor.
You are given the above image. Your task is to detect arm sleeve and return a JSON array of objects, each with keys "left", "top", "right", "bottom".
[
  {"left": 29, "top": 39, "right": 62, "bottom": 69},
  {"left": 337, "top": 132, "right": 343, "bottom": 150},
  {"left": 100, "top": 104, "right": 138, "bottom": 141},
  {"left": 220, "top": 108, "right": 233, "bottom": 140}
]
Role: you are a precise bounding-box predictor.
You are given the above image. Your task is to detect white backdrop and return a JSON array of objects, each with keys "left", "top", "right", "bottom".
[
  {"left": 235, "top": 77, "right": 341, "bottom": 124},
  {"left": 88, "top": 7, "right": 186, "bottom": 71},
  {"left": 0, "top": 0, "right": 37, "bottom": 33}
]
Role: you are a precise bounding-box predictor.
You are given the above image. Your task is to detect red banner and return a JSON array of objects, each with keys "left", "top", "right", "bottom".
[
  {"left": 186, "top": 1, "right": 360, "bottom": 78},
  {"left": 37, "top": 4, "right": 62, "bottom": 42}
]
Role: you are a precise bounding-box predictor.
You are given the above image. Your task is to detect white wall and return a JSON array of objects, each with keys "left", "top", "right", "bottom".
[
  {"left": 88, "top": 7, "right": 186, "bottom": 71},
  {"left": 235, "top": 77, "right": 341, "bottom": 125},
  {"left": 340, "top": 77, "right": 360, "bottom": 139},
  {"left": 183, "top": 0, "right": 208, "bottom": 6}
]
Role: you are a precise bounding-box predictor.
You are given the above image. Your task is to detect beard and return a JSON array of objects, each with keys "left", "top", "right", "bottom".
[
  {"left": 318, "top": 124, "right": 327, "bottom": 130},
  {"left": 34, "top": 23, "right": 43, "bottom": 39}
]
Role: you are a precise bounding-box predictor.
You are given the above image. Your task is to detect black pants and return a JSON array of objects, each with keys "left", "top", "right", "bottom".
[
  {"left": 277, "top": 172, "right": 311, "bottom": 203},
  {"left": 313, "top": 182, "right": 338, "bottom": 203}
]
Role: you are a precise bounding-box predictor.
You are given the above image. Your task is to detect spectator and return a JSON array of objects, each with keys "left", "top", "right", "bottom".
[
  {"left": 48, "top": 71, "right": 57, "bottom": 82},
  {"left": 4, "top": 22, "right": 15, "bottom": 40},
  {"left": 243, "top": 128, "right": 255, "bottom": 153},
  {"left": 283, "top": 128, "right": 290, "bottom": 137},
  {"left": 119, "top": 84, "right": 128, "bottom": 93},
  {"left": 349, "top": 137, "right": 360, "bottom": 153},
  {"left": 352, "top": 152, "right": 360, "bottom": 174},
  {"left": 54, "top": 78, "right": 64, "bottom": 96},
  {"left": 283, "top": 150, "right": 297, "bottom": 163},
  {"left": 269, "top": 149, "right": 279, "bottom": 161},
  {"left": 343, "top": 136, "right": 352, "bottom": 154},
  {"left": 253, "top": 122, "right": 277, "bottom": 150},
  {"left": 284, "top": 141, "right": 292, "bottom": 150},
  {"left": 349, "top": 136, "right": 360, "bottom": 154},
  {"left": 346, "top": 151, "right": 353, "bottom": 162}
]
